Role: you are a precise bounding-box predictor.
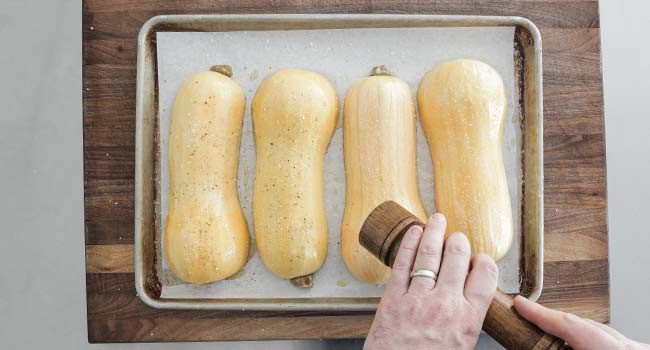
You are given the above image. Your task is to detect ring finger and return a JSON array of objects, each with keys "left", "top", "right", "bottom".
[{"left": 408, "top": 213, "right": 446, "bottom": 294}]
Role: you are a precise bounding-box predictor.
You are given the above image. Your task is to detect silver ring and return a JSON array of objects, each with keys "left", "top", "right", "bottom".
[{"left": 410, "top": 269, "right": 438, "bottom": 281}]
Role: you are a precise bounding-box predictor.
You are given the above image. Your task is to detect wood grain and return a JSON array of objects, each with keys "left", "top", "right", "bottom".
[
  {"left": 86, "top": 245, "right": 134, "bottom": 273},
  {"left": 540, "top": 28, "right": 601, "bottom": 53},
  {"left": 544, "top": 207, "right": 608, "bottom": 262},
  {"left": 538, "top": 260, "right": 609, "bottom": 319},
  {"left": 85, "top": 220, "right": 134, "bottom": 245},
  {"left": 88, "top": 316, "right": 375, "bottom": 342},
  {"left": 83, "top": 1, "right": 599, "bottom": 38},
  {"left": 84, "top": 0, "right": 609, "bottom": 342},
  {"left": 484, "top": 291, "right": 567, "bottom": 350}
]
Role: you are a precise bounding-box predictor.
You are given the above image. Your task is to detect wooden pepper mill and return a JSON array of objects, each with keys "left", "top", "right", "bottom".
[{"left": 359, "top": 201, "right": 570, "bottom": 350}]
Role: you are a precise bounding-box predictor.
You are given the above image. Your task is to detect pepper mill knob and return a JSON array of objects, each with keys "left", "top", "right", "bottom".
[{"left": 359, "top": 200, "right": 424, "bottom": 267}]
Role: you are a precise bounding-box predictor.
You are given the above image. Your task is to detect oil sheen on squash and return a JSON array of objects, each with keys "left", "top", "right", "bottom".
[
  {"left": 252, "top": 69, "right": 339, "bottom": 284},
  {"left": 165, "top": 69, "right": 250, "bottom": 284},
  {"left": 418, "top": 59, "right": 514, "bottom": 260},
  {"left": 342, "top": 67, "right": 428, "bottom": 284}
]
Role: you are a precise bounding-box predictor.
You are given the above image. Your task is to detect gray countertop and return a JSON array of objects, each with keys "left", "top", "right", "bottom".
[{"left": 0, "top": 0, "right": 648, "bottom": 348}]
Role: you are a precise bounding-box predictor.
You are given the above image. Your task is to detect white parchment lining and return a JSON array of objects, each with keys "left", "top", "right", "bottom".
[{"left": 156, "top": 27, "right": 521, "bottom": 299}]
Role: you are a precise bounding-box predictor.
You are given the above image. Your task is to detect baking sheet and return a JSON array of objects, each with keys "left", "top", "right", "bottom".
[{"left": 156, "top": 26, "right": 521, "bottom": 299}]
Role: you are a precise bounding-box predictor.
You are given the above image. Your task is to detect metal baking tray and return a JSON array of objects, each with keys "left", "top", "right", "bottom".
[{"left": 135, "top": 14, "right": 543, "bottom": 311}]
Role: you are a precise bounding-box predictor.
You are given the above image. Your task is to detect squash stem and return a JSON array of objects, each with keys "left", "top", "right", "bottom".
[
  {"left": 210, "top": 64, "right": 233, "bottom": 77},
  {"left": 369, "top": 65, "right": 392, "bottom": 76},
  {"left": 290, "top": 274, "right": 314, "bottom": 288}
]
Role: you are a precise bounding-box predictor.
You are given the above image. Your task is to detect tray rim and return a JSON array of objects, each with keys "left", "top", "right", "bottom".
[{"left": 135, "top": 13, "right": 543, "bottom": 311}]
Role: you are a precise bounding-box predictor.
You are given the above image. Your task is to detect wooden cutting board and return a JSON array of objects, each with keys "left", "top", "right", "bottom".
[{"left": 83, "top": 0, "right": 609, "bottom": 343}]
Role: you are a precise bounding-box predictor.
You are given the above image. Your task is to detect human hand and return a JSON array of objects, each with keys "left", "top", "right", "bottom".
[
  {"left": 364, "top": 213, "right": 499, "bottom": 350},
  {"left": 514, "top": 295, "right": 650, "bottom": 350}
]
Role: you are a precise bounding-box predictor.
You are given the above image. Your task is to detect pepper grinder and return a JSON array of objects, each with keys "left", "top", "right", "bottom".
[{"left": 359, "top": 200, "right": 570, "bottom": 350}]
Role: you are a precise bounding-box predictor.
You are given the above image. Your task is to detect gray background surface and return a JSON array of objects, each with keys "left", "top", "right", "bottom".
[{"left": 0, "top": 0, "right": 648, "bottom": 349}]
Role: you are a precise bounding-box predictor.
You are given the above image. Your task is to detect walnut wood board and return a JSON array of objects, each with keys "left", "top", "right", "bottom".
[{"left": 83, "top": 0, "right": 608, "bottom": 343}]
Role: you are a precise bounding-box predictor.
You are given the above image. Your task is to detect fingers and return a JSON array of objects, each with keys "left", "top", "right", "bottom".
[
  {"left": 464, "top": 254, "right": 498, "bottom": 314},
  {"left": 384, "top": 225, "right": 423, "bottom": 296},
  {"left": 583, "top": 318, "right": 627, "bottom": 340},
  {"left": 513, "top": 296, "right": 616, "bottom": 349},
  {"left": 408, "top": 213, "right": 446, "bottom": 293},
  {"left": 435, "top": 232, "right": 471, "bottom": 294},
  {"left": 512, "top": 296, "right": 573, "bottom": 339}
]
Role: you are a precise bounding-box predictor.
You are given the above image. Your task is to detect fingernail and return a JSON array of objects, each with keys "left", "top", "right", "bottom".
[
  {"left": 448, "top": 231, "right": 469, "bottom": 243},
  {"left": 407, "top": 225, "right": 423, "bottom": 235},
  {"left": 514, "top": 295, "right": 531, "bottom": 305},
  {"left": 446, "top": 232, "right": 470, "bottom": 254},
  {"left": 430, "top": 213, "right": 446, "bottom": 224}
]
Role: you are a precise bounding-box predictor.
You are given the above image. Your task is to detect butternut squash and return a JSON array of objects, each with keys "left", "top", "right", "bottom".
[
  {"left": 252, "top": 69, "right": 339, "bottom": 287},
  {"left": 417, "top": 59, "right": 513, "bottom": 260},
  {"left": 165, "top": 66, "right": 250, "bottom": 284},
  {"left": 342, "top": 66, "right": 428, "bottom": 284}
]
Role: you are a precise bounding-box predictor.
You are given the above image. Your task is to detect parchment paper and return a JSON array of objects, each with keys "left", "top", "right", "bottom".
[{"left": 156, "top": 27, "right": 521, "bottom": 299}]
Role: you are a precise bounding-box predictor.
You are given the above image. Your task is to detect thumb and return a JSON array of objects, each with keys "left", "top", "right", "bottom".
[{"left": 513, "top": 296, "right": 618, "bottom": 349}]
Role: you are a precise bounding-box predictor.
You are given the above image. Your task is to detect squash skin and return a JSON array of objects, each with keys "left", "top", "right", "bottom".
[
  {"left": 342, "top": 72, "right": 428, "bottom": 284},
  {"left": 417, "top": 59, "right": 513, "bottom": 261},
  {"left": 165, "top": 70, "right": 250, "bottom": 284},
  {"left": 252, "top": 69, "right": 339, "bottom": 280}
]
